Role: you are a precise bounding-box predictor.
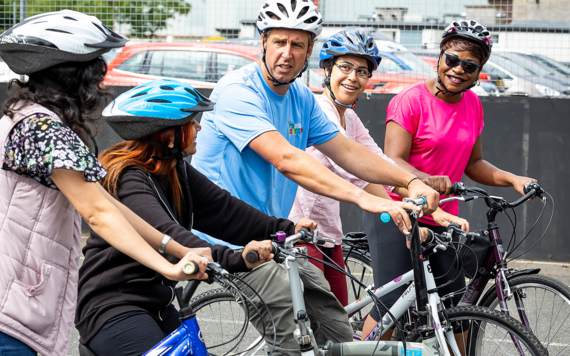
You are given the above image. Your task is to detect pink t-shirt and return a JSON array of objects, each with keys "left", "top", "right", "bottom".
[
  {"left": 288, "top": 95, "right": 395, "bottom": 246},
  {"left": 386, "top": 81, "right": 484, "bottom": 225}
]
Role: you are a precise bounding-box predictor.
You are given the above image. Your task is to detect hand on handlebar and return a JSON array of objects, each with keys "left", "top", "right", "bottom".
[
  {"left": 406, "top": 227, "right": 430, "bottom": 249},
  {"left": 166, "top": 251, "right": 209, "bottom": 281},
  {"left": 243, "top": 240, "right": 274, "bottom": 269},
  {"left": 407, "top": 178, "right": 440, "bottom": 215},
  {"left": 431, "top": 209, "right": 470, "bottom": 232},
  {"left": 421, "top": 175, "right": 452, "bottom": 196},
  {"left": 512, "top": 176, "right": 538, "bottom": 197},
  {"left": 359, "top": 195, "right": 416, "bottom": 234},
  {"left": 295, "top": 218, "right": 317, "bottom": 233}
]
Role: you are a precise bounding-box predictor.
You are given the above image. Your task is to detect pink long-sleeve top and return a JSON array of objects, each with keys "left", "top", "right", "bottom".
[{"left": 288, "top": 95, "right": 395, "bottom": 247}]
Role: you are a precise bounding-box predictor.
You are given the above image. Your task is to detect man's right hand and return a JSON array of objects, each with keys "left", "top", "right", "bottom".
[
  {"left": 421, "top": 175, "right": 452, "bottom": 196},
  {"left": 242, "top": 240, "right": 274, "bottom": 269},
  {"left": 358, "top": 194, "right": 420, "bottom": 235}
]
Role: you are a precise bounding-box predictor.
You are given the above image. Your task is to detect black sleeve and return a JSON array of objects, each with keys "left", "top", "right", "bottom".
[
  {"left": 186, "top": 163, "right": 296, "bottom": 246},
  {"left": 117, "top": 169, "right": 249, "bottom": 272}
]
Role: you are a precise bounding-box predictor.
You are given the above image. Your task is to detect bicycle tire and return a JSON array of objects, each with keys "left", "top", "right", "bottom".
[
  {"left": 443, "top": 305, "right": 548, "bottom": 356},
  {"left": 342, "top": 246, "right": 374, "bottom": 335},
  {"left": 190, "top": 288, "right": 265, "bottom": 356},
  {"left": 479, "top": 274, "right": 570, "bottom": 355}
]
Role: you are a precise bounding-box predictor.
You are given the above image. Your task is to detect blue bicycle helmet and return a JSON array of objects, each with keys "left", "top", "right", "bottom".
[
  {"left": 319, "top": 30, "right": 381, "bottom": 71},
  {"left": 103, "top": 79, "right": 215, "bottom": 161}
]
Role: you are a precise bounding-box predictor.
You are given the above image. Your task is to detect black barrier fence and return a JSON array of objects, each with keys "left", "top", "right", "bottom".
[{"left": 1, "top": 83, "right": 568, "bottom": 262}]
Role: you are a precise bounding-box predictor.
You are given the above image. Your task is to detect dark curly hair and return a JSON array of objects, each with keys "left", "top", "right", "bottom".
[{"left": 2, "top": 57, "right": 113, "bottom": 152}]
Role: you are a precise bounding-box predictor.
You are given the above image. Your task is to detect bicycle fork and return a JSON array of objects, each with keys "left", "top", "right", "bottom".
[{"left": 284, "top": 255, "right": 316, "bottom": 356}]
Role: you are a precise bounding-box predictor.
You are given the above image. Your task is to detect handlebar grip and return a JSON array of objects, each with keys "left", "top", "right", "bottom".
[
  {"left": 447, "top": 222, "right": 461, "bottom": 234},
  {"left": 183, "top": 261, "right": 199, "bottom": 275},
  {"left": 245, "top": 243, "right": 279, "bottom": 264},
  {"left": 450, "top": 182, "right": 465, "bottom": 196},
  {"left": 380, "top": 212, "right": 391, "bottom": 223}
]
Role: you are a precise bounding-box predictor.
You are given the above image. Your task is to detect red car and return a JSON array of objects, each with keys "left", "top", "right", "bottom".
[{"left": 104, "top": 42, "right": 263, "bottom": 87}]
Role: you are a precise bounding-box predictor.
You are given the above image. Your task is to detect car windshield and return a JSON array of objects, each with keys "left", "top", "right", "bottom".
[
  {"left": 489, "top": 55, "right": 535, "bottom": 77},
  {"left": 392, "top": 52, "right": 432, "bottom": 74},
  {"left": 529, "top": 54, "right": 570, "bottom": 76},
  {"left": 495, "top": 53, "right": 557, "bottom": 77},
  {"left": 102, "top": 48, "right": 123, "bottom": 64}
]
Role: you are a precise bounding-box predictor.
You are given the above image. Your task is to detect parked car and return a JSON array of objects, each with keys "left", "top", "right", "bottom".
[
  {"left": 495, "top": 50, "right": 570, "bottom": 77},
  {"left": 486, "top": 54, "right": 570, "bottom": 97},
  {"left": 104, "top": 42, "right": 262, "bottom": 87},
  {"left": 411, "top": 49, "right": 502, "bottom": 96}
]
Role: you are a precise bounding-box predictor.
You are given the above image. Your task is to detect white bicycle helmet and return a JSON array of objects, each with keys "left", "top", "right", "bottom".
[
  {"left": 0, "top": 9, "right": 128, "bottom": 74},
  {"left": 256, "top": 0, "right": 323, "bottom": 38}
]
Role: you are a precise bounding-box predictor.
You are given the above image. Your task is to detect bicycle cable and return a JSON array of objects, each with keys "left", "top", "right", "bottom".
[
  {"left": 294, "top": 248, "right": 408, "bottom": 356},
  {"left": 507, "top": 191, "right": 554, "bottom": 262}
]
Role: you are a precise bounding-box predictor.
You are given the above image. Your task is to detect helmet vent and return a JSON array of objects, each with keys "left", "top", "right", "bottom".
[
  {"left": 297, "top": 6, "right": 309, "bottom": 19},
  {"left": 32, "top": 21, "right": 48, "bottom": 24},
  {"left": 46, "top": 28, "right": 72, "bottom": 34},
  {"left": 317, "top": 18, "right": 323, "bottom": 25},
  {"left": 277, "top": 3, "right": 289, "bottom": 18},
  {"left": 331, "top": 42, "right": 341, "bottom": 47},
  {"left": 63, "top": 16, "right": 78, "bottom": 21},
  {"left": 92, "top": 22, "right": 107, "bottom": 35},
  {"left": 160, "top": 86, "right": 174, "bottom": 90},
  {"left": 147, "top": 99, "right": 171, "bottom": 103},
  {"left": 131, "top": 91, "right": 148, "bottom": 98},
  {"left": 304, "top": 16, "right": 318, "bottom": 24},
  {"left": 266, "top": 11, "right": 281, "bottom": 20},
  {"left": 263, "top": 3, "right": 270, "bottom": 8},
  {"left": 185, "top": 88, "right": 199, "bottom": 100},
  {"left": 291, "top": 0, "right": 297, "bottom": 12}
]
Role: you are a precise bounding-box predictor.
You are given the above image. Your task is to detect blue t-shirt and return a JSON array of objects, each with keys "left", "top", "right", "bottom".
[{"left": 191, "top": 63, "right": 338, "bottom": 247}]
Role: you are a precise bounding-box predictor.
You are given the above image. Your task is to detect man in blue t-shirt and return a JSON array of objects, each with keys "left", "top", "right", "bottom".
[{"left": 190, "top": 1, "right": 439, "bottom": 355}]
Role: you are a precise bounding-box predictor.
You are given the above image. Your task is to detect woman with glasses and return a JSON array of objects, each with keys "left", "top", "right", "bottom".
[
  {"left": 361, "top": 21, "right": 536, "bottom": 344},
  {"left": 288, "top": 30, "right": 461, "bottom": 307}
]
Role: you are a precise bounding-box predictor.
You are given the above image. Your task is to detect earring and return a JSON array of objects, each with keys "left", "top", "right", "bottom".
[
  {"left": 476, "top": 79, "right": 481, "bottom": 86},
  {"left": 433, "top": 65, "right": 438, "bottom": 72}
]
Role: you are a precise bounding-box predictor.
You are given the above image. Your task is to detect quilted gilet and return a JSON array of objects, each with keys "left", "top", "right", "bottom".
[{"left": 0, "top": 103, "right": 82, "bottom": 356}]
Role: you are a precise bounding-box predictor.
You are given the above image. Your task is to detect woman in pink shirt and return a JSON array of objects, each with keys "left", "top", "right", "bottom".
[
  {"left": 289, "top": 30, "right": 460, "bottom": 307},
  {"left": 361, "top": 21, "right": 536, "bottom": 343}
]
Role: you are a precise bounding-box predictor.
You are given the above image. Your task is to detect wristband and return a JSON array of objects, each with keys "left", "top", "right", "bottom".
[
  {"left": 159, "top": 234, "right": 172, "bottom": 254},
  {"left": 406, "top": 177, "right": 420, "bottom": 190}
]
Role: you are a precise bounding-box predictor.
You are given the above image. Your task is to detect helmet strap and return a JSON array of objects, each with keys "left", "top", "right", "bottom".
[
  {"left": 434, "top": 61, "right": 476, "bottom": 97},
  {"left": 324, "top": 75, "right": 357, "bottom": 109},
  {"left": 148, "top": 126, "right": 188, "bottom": 164},
  {"left": 262, "top": 47, "right": 309, "bottom": 87}
]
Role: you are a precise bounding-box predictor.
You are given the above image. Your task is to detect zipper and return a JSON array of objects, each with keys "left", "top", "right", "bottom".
[{"left": 145, "top": 173, "right": 179, "bottom": 224}]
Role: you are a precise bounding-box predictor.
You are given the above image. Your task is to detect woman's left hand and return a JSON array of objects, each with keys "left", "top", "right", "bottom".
[
  {"left": 432, "top": 209, "right": 470, "bottom": 232},
  {"left": 511, "top": 176, "right": 538, "bottom": 196},
  {"left": 295, "top": 218, "right": 317, "bottom": 233}
]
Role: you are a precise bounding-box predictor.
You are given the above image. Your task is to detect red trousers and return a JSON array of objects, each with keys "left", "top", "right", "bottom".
[{"left": 298, "top": 243, "right": 348, "bottom": 306}]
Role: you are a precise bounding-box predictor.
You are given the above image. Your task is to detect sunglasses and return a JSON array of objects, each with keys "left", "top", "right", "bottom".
[{"left": 443, "top": 53, "right": 481, "bottom": 74}]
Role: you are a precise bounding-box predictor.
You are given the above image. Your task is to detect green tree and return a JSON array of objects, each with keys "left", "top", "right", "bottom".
[{"left": 1, "top": 0, "right": 191, "bottom": 38}]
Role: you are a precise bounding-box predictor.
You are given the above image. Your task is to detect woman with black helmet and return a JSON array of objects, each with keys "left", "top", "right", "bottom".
[
  {"left": 361, "top": 20, "right": 537, "bottom": 346},
  {"left": 75, "top": 79, "right": 321, "bottom": 356},
  {"left": 0, "top": 11, "right": 208, "bottom": 356}
]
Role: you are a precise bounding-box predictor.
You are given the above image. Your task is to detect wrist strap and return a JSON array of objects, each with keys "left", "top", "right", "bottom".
[
  {"left": 159, "top": 234, "right": 172, "bottom": 254},
  {"left": 406, "top": 177, "right": 420, "bottom": 190}
]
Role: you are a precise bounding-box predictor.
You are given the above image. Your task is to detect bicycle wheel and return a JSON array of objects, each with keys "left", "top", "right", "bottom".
[
  {"left": 343, "top": 246, "right": 374, "bottom": 334},
  {"left": 479, "top": 274, "right": 570, "bottom": 355},
  {"left": 443, "top": 306, "right": 548, "bottom": 356},
  {"left": 190, "top": 288, "right": 265, "bottom": 356}
]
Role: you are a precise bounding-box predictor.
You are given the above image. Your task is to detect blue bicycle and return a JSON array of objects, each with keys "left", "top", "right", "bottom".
[{"left": 79, "top": 262, "right": 276, "bottom": 356}]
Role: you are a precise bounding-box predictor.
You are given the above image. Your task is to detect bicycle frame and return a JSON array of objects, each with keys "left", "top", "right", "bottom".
[{"left": 143, "top": 316, "right": 207, "bottom": 356}]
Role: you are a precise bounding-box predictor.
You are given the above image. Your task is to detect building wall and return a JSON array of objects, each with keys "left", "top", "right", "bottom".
[{"left": 513, "top": 0, "right": 570, "bottom": 21}]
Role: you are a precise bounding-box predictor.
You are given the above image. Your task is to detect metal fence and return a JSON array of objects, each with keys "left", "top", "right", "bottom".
[{"left": 1, "top": 0, "right": 570, "bottom": 97}]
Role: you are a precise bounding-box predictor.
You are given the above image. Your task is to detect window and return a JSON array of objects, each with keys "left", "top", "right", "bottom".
[
  {"left": 117, "top": 52, "right": 148, "bottom": 74},
  {"left": 377, "top": 57, "right": 404, "bottom": 73},
  {"left": 159, "top": 51, "right": 211, "bottom": 81},
  {"left": 215, "top": 53, "right": 254, "bottom": 81},
  {"left": 148, "top": 51, "right": 165, "bottom": 77}
]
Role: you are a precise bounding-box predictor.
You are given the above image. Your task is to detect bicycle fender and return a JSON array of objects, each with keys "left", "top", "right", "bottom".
[{"left": 478, "top": 268, "right": 541, "bottom": 306}]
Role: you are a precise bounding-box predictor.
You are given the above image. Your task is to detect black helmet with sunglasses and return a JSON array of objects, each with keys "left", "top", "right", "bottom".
[{"left": 435, "top": 20, "right": 493, "bottom": 96}]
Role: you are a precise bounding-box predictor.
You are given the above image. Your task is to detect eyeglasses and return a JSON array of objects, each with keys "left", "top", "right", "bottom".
[
  {"left": 333, "top": 63, "right": 371, "bottom": 79},
  {"left": 443, "top": 53, "right": 481, "bottom": 74}
]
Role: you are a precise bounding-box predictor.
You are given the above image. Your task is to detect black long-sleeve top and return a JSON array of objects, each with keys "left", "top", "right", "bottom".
[{"left": 75, "top": 161, "right": 295, "bottom": 343}]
